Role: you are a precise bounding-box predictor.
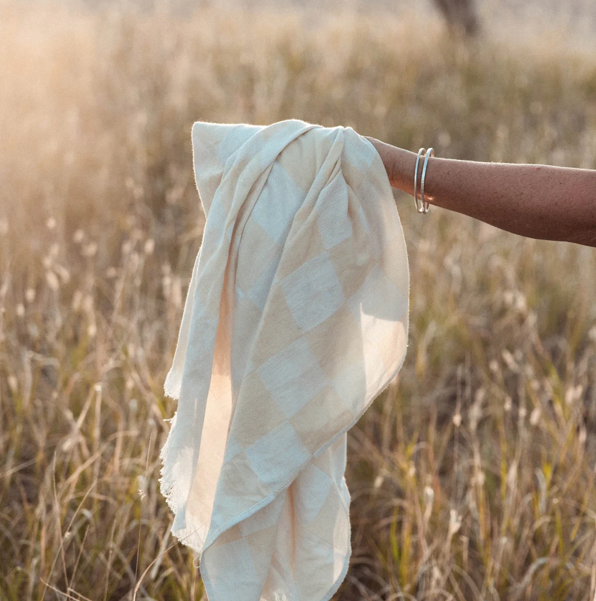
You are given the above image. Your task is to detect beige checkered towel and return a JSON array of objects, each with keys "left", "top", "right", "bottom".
[{"left": 159, "top": 118, "right": 409, "bottom": 600}]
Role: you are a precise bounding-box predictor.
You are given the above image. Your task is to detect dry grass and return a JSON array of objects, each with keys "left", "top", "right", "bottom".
[{"left": 1, "top": 0, "right": 596, "bottom": 599}]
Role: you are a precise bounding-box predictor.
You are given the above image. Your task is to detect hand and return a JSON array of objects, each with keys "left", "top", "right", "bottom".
[
  {"left": 363, "top": 136, "right": 418, "bottom": 198},
  {"left": 363, "top": 136, "right": 399, "bottom": 188}
]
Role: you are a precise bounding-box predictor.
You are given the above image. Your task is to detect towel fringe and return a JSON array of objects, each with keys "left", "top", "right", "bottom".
[{"left": 158, "top": 414, "right": 208, "bottom": 557}]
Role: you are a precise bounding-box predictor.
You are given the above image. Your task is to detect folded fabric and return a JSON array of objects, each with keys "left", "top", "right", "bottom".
[{"left": 159, "top": 118, "right": 410, "bottom": 601}]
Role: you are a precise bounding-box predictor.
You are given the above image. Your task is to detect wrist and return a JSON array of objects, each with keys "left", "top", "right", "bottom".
[
  {"left": 391, "top": 146, "right": 437, "bottom": 205},
  {"left": 392, "top": 147, "right": 418, "bottom": 196},
  {"left": 364, "top": 136, "right": 437, "bottom": 205},
  {"left": 364, "top": 136, "right": 416, "bottom": 194}
]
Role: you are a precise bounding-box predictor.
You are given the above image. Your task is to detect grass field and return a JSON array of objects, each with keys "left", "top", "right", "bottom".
[{"left": 1, "top": 0, "right": 596, "bottom": 599}]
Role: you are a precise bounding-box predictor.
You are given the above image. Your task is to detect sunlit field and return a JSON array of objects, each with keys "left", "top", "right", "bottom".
[{"left": 2, "top": 0, "right": 596, "bottom": 599}]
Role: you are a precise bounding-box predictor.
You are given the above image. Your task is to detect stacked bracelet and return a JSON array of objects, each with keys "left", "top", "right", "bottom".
[{"left": 413, "top": 147, "right": 434, "bottom": 214}]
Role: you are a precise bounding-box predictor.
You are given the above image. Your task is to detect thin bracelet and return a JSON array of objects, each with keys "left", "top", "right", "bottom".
[
  {"left": 420, "top": 147, "right": 434, "bottom": 213},
  {"left": 413, "top": 148, "right": 426, "bottom": 213}
]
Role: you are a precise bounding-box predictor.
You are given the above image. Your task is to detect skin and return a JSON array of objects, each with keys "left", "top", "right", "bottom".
[{"left": 364, "top": 136, "right": 596, "bottom": 248}]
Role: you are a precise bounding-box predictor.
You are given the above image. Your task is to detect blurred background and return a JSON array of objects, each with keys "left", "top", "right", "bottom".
[{"left": 1, "top": 0, "right": 596, "bottom": 599}]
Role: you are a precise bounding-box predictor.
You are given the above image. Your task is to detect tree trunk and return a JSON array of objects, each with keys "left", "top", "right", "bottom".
[{"left": 433, "top": 0, "right": 481, "bottom": 37}]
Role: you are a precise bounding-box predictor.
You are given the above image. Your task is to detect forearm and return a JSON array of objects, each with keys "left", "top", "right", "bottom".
[{"left": 365, "top": 137, "right": 596, "bottom": 247}]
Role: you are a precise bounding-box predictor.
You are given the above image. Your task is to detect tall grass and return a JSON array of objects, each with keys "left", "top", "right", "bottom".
[{"left": 1, "top": 1, "right": 596, "bottom": 599}]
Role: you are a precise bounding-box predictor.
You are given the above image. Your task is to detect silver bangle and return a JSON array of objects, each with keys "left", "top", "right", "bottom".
[
  {"left": 420, "top": 147, "right": 434, "bottom": 213},
  {"left": 413, "top": 147, "right": 434, "bottom": 214},
  {"left": 413, "top": 148, "right": 425, "bottom": 213}
]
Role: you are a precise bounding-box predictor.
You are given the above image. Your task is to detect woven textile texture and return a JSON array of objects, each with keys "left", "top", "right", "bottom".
[{"left": 159, "top": 118, "right": 410, "bottom": 601}]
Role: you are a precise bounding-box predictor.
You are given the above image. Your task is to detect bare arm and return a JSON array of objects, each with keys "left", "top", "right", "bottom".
[{"left": 365, "top": 136, "right": 596, "bottom": 248}]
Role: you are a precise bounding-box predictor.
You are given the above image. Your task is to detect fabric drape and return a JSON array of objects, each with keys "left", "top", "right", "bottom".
[{"left": 159, "top": 118, "right": 410, "bottom": 601}]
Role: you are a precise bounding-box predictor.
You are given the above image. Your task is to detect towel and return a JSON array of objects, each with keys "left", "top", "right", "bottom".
[{"left": 159, "top": 118, "right": 410, "bottom": 601}]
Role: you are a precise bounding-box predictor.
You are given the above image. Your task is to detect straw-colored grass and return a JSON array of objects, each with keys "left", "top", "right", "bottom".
[{"left": 1, "top": 1, "right": 596, "bottom": 599}]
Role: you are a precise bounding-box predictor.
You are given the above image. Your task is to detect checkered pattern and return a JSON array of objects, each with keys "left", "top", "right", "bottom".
[{"left": 159, "top": 118, "right": 409, "bottom": 601}]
